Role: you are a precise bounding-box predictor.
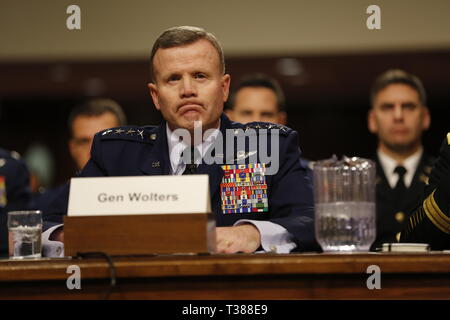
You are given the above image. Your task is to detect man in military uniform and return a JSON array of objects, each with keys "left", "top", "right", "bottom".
[
  {"left": 401, "top": 133, "right": 450, "bottom": 249},
  {"left": 0, "top": 149, "right": 32, "bottom": 256},
  {"left": 367, "top": 69, "right": 434, "bottom": 249},
  {"left": 225, "top": 73, "right": 287, "bottom": 125},
  {"left": 33, "top": 98, "right": 126, "bottom": 211},
  {"left": 45, "top": 26, "right": 315, "bottom": 254},
  {"left": 225, "top": 72, "right": 312, "bottom": 178}
]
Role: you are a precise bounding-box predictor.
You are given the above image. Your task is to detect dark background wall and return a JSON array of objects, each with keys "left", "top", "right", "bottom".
[{"left": 0, "top": 50, "right": 448, "bottom": 187}]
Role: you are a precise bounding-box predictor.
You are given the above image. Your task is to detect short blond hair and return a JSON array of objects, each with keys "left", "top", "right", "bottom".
[{"left": 149, "top": 26, "right": 225, "bottom": 81}]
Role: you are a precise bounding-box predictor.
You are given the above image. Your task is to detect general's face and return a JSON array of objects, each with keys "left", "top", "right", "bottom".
[
  {"left": 69, "top": 112, "right": 119, "bottom": 170},
  {"left": 148, "top": 39, "right": 230, "bottom": 133},
  {"left": 226, "top": 87, "right": 286, "bottom": 125},
  {"left": 368, "top": 83, "right": 430, "bottom": 151}
]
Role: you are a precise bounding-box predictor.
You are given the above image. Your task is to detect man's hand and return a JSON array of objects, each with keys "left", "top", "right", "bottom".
[
  {"left": 49, "top": 227, "right": 64, "bottom": 242},
  {"left": 215, "top": 224, "right": 261, "bottom": 253}
]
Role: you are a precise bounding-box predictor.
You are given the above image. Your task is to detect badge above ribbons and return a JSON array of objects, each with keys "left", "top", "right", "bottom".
[{"left": 220, "top": 163, "right": 268, "bottom": 214}]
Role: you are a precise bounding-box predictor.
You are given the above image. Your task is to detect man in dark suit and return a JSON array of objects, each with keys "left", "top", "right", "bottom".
[
  {"left": 367, "top": 69, "right": 434, "bottom": 249},
  {"left": 224, "top": 73, "right": 287, "bottom": 125},
  {"left": 0, "top": 148, "right": 32, "bottom": 256},
  {"left": 401, "top": 133, "right": 450, "bottom": 249},
  {"left": 45, "top": 26, "right": 315, "bottom": 254}
]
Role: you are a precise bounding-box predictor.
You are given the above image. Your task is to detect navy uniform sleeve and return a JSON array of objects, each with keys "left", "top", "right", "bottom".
[
  {"left": 401, "top": 134, "right": 450, "bottom": 249},
  {"left": 0, "top": 151, "right": 32, "bottom": 255}
]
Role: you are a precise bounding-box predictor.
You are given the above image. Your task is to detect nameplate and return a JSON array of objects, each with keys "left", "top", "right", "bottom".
[{"left": 68, "top": 175, "right": 211, "bottom": 216}]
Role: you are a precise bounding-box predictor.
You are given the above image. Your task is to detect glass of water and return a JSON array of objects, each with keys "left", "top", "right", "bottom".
[
  {"left": 8, "top": 210, "right": 42, "bottom": 259},
  {"left": 313, "top": 156, "right": 376, "bottom": 252}
]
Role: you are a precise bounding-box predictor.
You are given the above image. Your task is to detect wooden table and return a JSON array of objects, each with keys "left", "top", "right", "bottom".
[{"left": 1, "top": 253, "right": 450, "bottom": 299}]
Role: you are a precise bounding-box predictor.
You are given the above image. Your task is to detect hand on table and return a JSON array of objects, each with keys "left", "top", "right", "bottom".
[{"left": 215, "top": 224, "right": 261, "bottom": 253}]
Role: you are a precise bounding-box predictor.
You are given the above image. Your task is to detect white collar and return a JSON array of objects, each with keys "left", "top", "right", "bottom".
[
  {"left": 166, "top": 121, "right": 221, "bottom": 175},
  {"left": 377, "top": 147, "right": 423, "bottom": 188}
]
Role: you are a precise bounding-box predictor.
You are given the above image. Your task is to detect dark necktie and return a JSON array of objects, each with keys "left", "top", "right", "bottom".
[
  {"left": 393, "top": 165, "right": 407, "bottom": 206},
  {"left": 182, "top": 147, "right": 198, "bottom": 175}
]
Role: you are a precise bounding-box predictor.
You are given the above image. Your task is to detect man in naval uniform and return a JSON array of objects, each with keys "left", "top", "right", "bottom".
[
  {"left": 367, "top": 69, "right": 434, "bottom": 250},
  {"left": 0, "top": 148, "right": 32, "bottom": 256},
  {"left": 45, "top": 26, "right": 316, "bottom": 254},
  {"left": 401, "top": 133, "right": 450, "bottom": 249}
]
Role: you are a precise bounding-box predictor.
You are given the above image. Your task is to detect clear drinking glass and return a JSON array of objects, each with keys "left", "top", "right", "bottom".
[
  {"left": 313, "top": 156, "right": 376, "bottom": 252},
  {"left": 7, "top": 210, "right": 42, "bottom": 259}
]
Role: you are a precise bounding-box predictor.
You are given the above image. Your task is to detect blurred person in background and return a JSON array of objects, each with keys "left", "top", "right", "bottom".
[
  {"left": 225, "top": 73, "right": 287, "bottom": 125},
  {"left": 67, "top": 98, "right": 127, "bottom": 172},
  {"left": 367, "top": 69, "right": 434, "bottom": 250},
  {"left": 33, "top": 98, "right": 127, "bottom": 250},
  {"left": 225, "top": 73, "right": 312, "bottom": 177}
]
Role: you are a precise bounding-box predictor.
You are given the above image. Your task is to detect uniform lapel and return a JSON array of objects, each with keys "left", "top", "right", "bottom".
[
  {"left": 375, "top": 155, "right": 393, "bottom": 198},
  {"left": 408, "top": 153, "right": 431, "bottom": 196},
  {"left": 140, "top": 123, "right": 171, "bottom": 175},
  {"left": 197, "top": 163, "right": 223, "bottom": 199}
]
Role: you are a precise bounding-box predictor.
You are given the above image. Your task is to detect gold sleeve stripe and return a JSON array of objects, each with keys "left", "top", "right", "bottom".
[
  {"left": 411, "top": 210, "right": 417, "bottom": 228},
  {"left": 413, "top": 207, "right": 424, "bottom": 228},
  {"left": 424, "top": 191, "right": 450, "bottom": 233},
  {"left": 423, "top": 190, "right": 450, "bottom": 234},
  {"left": 447, "top": 132, "right": 450, "bottom": 145},
  {"left": 429, "top": 190, "right": 450, "bottom": 224},
  {"left": 406, "top": 206, "right": 424, "bottom": 233}
]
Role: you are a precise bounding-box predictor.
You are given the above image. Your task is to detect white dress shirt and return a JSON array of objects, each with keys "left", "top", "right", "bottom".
[
  {"left": 377, "top": 147, "right": 423, "bottom": 189},
  {"left": 166, "top": 123, "right": 297, "bottom": 253}
]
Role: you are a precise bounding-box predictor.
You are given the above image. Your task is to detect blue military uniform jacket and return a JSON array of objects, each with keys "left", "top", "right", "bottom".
[
  {"left": 0, "top": 148, "right": 32, "bottom": 256},
  {"left": 45, "top": 114, "right": 316, "bottom": 251}
]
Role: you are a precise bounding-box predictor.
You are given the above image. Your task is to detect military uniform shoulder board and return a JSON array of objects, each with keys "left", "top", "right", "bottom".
[
  {"left": 99, "top": 126, "right": 158, "bottom": 142},
  {"left": 244, "top": 122, "right": 290, "bottom": 133},
  {"left": 230, "top": 122, "right": 291, "bottom": 136}
]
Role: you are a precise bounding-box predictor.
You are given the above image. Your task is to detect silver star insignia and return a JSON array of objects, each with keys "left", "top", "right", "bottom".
[
  {"left": 137, "top": 130, "right": 144, "bottom": 139},
  {"left": 126, "top": 129, "right": 136, "bottom": 135},
  {"left": 102, "top": 129, "right": 113, "bottom": 136},
  {"left": 115, "top": 129, "right": 125, "bottom": 134}
]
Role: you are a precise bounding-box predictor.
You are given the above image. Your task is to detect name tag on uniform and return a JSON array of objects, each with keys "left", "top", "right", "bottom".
[
  {"left": 220, "top": 163, "right": 268, "bottom": 214},
  {"left": 68, "top": 175, "right": 211, "bottom": 216}
]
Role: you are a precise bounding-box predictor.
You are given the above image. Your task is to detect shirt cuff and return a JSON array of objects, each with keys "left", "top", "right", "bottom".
[
  {"left": 234, "top": 219, "right": 297, "bottom": 253},
  {"left": 42, "top": 224, "right": 65, "bottom": 257}
]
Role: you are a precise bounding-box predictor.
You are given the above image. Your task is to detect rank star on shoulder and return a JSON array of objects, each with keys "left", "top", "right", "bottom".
[
  {"left": 102, "top": 129, "right": 113, "bottom": 135},
  {"left": 126, "top": 129, "right": 136, "bottom": 135},
  {"left": 115, "top": 129, "right": 125, "bottom": 134}
]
